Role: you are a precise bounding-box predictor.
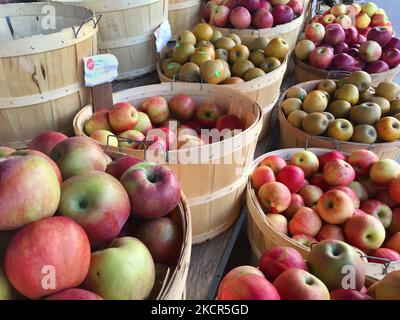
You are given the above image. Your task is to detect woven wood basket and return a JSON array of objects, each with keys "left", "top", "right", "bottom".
[{"left": 168, "top": 0, "right": 201, "bottom": 37}]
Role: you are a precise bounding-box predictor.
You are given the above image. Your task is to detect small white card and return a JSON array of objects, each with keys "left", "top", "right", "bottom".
[
  {"left": 154, "top": 21, "right": 172, "bottom": 53},
  {"left": 83, "top": 54, "right": 119, "bottom": 87}
]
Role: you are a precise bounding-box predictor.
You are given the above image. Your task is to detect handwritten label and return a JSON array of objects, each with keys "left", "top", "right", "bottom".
[
  {"left": 83, "top": 54, "right": 118, "bottom": 87},
  {"left": 154, "top": 21, "right": 172, "bottom": 52}
]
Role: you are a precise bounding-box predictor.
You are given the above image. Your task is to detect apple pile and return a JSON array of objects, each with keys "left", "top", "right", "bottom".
[
  {"left": 202, "top": 0, "right": 303, "bottom": 30},
  {"left": 296, "top": 2, "right": 400, "bottom": 74},
  {"left": 161, "top": 23, "right": 289, "bottom": 84},
  {"left": 217, "top": 241, "right": 400, "bottom": 300},
  {"left": 251, "top": 148, "right": 400, "bottom": 260},
  {"left": 0, "top": 132, "right": 184, "bottom": 300},
  {"left": 281, "top": 71, "right": 400, "bottom": 144},
  {"left": 84, "top": 94, "right": 245, "bottom": 152}
]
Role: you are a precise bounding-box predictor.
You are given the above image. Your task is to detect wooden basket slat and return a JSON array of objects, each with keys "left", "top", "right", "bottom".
[
  {"left": 74, "top": 82, "right": 263, "bottom": 244},
  {"left": 0, "top": 2, "right": 96, "bottom": 149},
  {"left": 168, "top": 0, "right": 202, "bottom": 37}
]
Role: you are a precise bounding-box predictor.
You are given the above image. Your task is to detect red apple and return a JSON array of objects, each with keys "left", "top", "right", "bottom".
[
  {"left": 58, "top": 171, "right": 131, "bottom": 248},
  {"left": 169, "top": 94, "right": 195, "bottom": 122},
  {"left": 298, "top": 185, "right": 323, "bottom": 207},
  {"left": 385, "top": 37, "right": 400, "bottom": 50},
  {"left": 354, "top": 208, "right": 367, "bottom": 216},
  {"left": 359, "top": 27, "right": 372, "bottom": 38},
  {"left": 316, "top": 224, "right": 345, "bottom": 242},
  {"left": 218, "top": 265, "right": 264, "bottom": 297},
  {"left": 309, "top": 47, "right": 335, "bottom": 69},
  {"left": 369, "top": 248, "right": 400, "bottom": 264},
  {"left": 334, "top": 42, "right": 349, "bottom": 54},
  {"left": 371, "top": 13, "right": 389, "bottom": 27},
  {"left": 121, "top": 162, "right": 181, "bottom": 220},
  {"left": 45, "top": 288, "right": 103, "bottom": 300},
  {"left": 259, "top": 0, "right": 271, "bottom": 11},
  {"left": 106, "top": 156, "right": 142, "bottom": 180},
  {"left": 252, "top": 8, "right": 274, "bottom": 28},
  {"left": 331, "top": 186, "right": 360, "bottom": 208},
  {"left": 225, "top": 0, "right": 240, "bottom": 9},
  {"left": 324, "top": 159, "right": 355, "bottom": 187},
  {"left": 276, "top": 165, "right": 305, "bottom": 193},
  {"left": 257, "top": 181, "right": 291, "bottom": 213},
  {"left": 292, "top": 234, "right": 318, "bottom": 248},
  {"left": 389, "top": 208, "right": 400, "bottom": 235},
  {"left": 28, "top": 131, "right": 68, "bottom": 157},
  {"left": 305, "top": 23, "right": 325, "bottom": 43},
  {"left": 201, "top": 1, "right": 213, "bottom": 21},
  {"left": 251, "top": 165, "right": 276, "bottom": 190},
  {"left": 360, "top": 199, "right": 393, "bottom": 228},
  {"left": 210, "top": 5, "right": 231, "bottom": 27},
  {"left": 367, "top": 27, "right": 392, "bottom": 46},
  {"left": 310, "top": 173, "right": 330, "bottom": 192},
  {"left": 324, "top": 23, "right": 346, "bottom": 46},
  {"left": 287, "top": 0, "right": 303, "bottom": 15},
  {"left": 318, "top": 151, "right": 346, "bottom": 170},
  {"left": 345, "top": 27, "right": 359, "bottom": 45},
  {"left": 381, "top": 47, "right": 400, "bottom": 68},
  {"left": 229, "top": 6, "right": 252, "bottom": 29},
  {"left": 241, "top": 0, "right": 260, "bottom": 13},
  {"left": 282, "top": 193, "right": 304, "bottom": 219},
  {"left": 347, "top": 150, "right": 378, "bottom": 178},
  {"left": 357, "top": 34, "right": 367, "bottom": 45},
  {"left": 317, "top": 190, "right": 354, "bottom": 224},
  {"left": 333, "top": 53, "right": 356, "bottom": 69},
  {"left": 142, "top": 96, "right": 170, "bottom": 125},
  {"left": 216, "top": 115, "right": 244, "bottom": 131},
  {"left": 273, "top": 268, "right": 330, "bottom": 300},
  {"left": 344, "top": 214, "right": 386, "bottom": 251},
  {"left": 289, "top": 207, "right": 322, "bottom": 237},
  {"left": 260, "top": 155, "right": 287, "bottom": 175},
  {"left": 266, "top": 214, "right": 288, "bottom": 235},
  {"left": 4, "top": 216, "right": 90, "bottom": 299},
  {"left": 0, "top": 152, "right": 60, "bottom": 230},
  {"left": 367, "top": 60, "right": 390, "bottom": 73},
  {"left": 109, "top": 102, "right": 138, "bottom": 133},
  {"left": 376, "top": 190, "right": 398, "bottom": 209},
  {"left": 272, "top": 4, "right": 294, "bottom": 25}
]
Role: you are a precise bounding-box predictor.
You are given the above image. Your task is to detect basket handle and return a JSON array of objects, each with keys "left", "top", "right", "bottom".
[
  {"left": 73, "top": 14, "right": 102, "bottom": 39},
  {"left": 326, "top": 69, "right": 351, "bottom": 80},
  {"left": 305, "top": 135, "right": 340, "bottom": 151},
  {"left": 106, "top": 134, "right": 169, "bottom": 163}
]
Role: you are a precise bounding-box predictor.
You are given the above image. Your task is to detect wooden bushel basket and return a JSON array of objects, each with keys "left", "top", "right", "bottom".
[
  {"left": 278, "top": 80, "right": 400, "bottom": 160},
  {"left": 156, "top": 52, "right": 287, "bottom": 139},
  {"left": 48, "top": 0, "right": 169, "bottom": 80},
  {"left": 246, "top": 147, "right": 398, "bottom": 285},
  {"left": 0, "top": 2, "right": 98, "bottom": 149},
  {"left": 74, "top": 83, "right": 263, "bottom": 244},
  {"left": 168, "top": 0, "right": 202, "bottom": 37},
  {"left": 295, "top": 58, "right": 400, "bottom": 86}
]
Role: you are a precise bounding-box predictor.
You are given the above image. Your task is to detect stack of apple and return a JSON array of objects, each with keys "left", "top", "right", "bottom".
[
  {"left": 217, "top": 241, "right": 400, "bottom": 300},
  {"left": 281, "top": 71, "right": 400, "bottom": 144},
  {"left": 201, "top": 0, "right": 303, "bottom": 30},
  {"left": 251, "top": 148, "right": 400, "bottom": 262},
  {"left": 0, "top": 131, "right": 184, "bottom": 300},
  {"left": 84, "top": 94, "right": 245, "bottom": 152},
  {"left": 295, "top": 2, "right": 400, "bottom": 74},
  {"left": 161, "top": 23, "right": 288, "bottom": 84}
]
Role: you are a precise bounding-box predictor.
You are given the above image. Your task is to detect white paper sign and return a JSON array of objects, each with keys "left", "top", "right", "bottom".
[
  {"left": 154, "top": 21, "right": 172, "bottom": 53},
  {"left": 83, "top": 54, "right": 118, "bottom": 87}
]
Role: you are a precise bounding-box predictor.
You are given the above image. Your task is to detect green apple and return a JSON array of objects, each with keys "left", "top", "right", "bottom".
[{"left": 83, "top": 237, "right": 155, "bottom": 300}]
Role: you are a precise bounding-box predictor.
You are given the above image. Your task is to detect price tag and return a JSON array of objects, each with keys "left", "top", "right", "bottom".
[
  {"left": 83, "top": 54, "right": 118, "bottom": 87},
  {"left": 154, "top": 21, "right": 172, "bottom": 53}
]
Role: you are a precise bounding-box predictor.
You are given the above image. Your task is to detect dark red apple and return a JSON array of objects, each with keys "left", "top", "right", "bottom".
[
  {"left": 345, "top": 27, "right": 359, "bottom": 45},
  {"left": 241, "top": 0, "right": 261, "bottom": 13},
  {"left": 252, "top": 8, "right": 274, "bottom": 28},
  {"left": 324, "top": 23, "right": 346, "bottom": 46},
  {"left": 288, "top": 0, "right": 303, "bottom": 15},
  {"left": 367, "top": 60, "right": 390, "bottom": 73},
  {"left": 367, "top": 27, "right": 393, "bottom": 47},
  {"left": 334, "top": 42, "right": 349, "bottom": 54},
  {"left": 106, "top": 156, "right": 142, "bottom": 180},
  {"left": 381, "top": 48, "right": 400, "bottom": 68},
  {"left": 385, "top": 37, "right": 400, "bottom": 50},
  {"left": 216, "top": 115, "right": 244, "bottom": 131},
  {"left": 358, "top": 27, "right": 372, "bottom": 38},
  {"left": 272, "top": 4, "right": 294, "bottom": 26},
  {"left": 357, "top": 34, "right": 367, "bottom": 45},
  {"left": 230, "top": 6, "right": 252, "bottom": 29},
  {"left": 333, "top": 53, "right": 356, "bottom": 69},
  {"left": 259, "top": 0, "right": 271, "bottom": 11},
  {"left": 346, "top": 48, "right": 360, "bottom": 58}
]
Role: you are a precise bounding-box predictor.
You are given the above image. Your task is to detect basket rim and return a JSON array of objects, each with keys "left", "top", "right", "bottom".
[
  {"left": 73, "top": 82, "right": 264, "bottom": 158},
  {"left": 278, "top": 80, "right": 400, "bottom": 149}
]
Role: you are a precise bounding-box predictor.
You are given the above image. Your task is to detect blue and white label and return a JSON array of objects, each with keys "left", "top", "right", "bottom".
[{"left": 83, "top": 54, "right": 119, "bottom": 87}]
